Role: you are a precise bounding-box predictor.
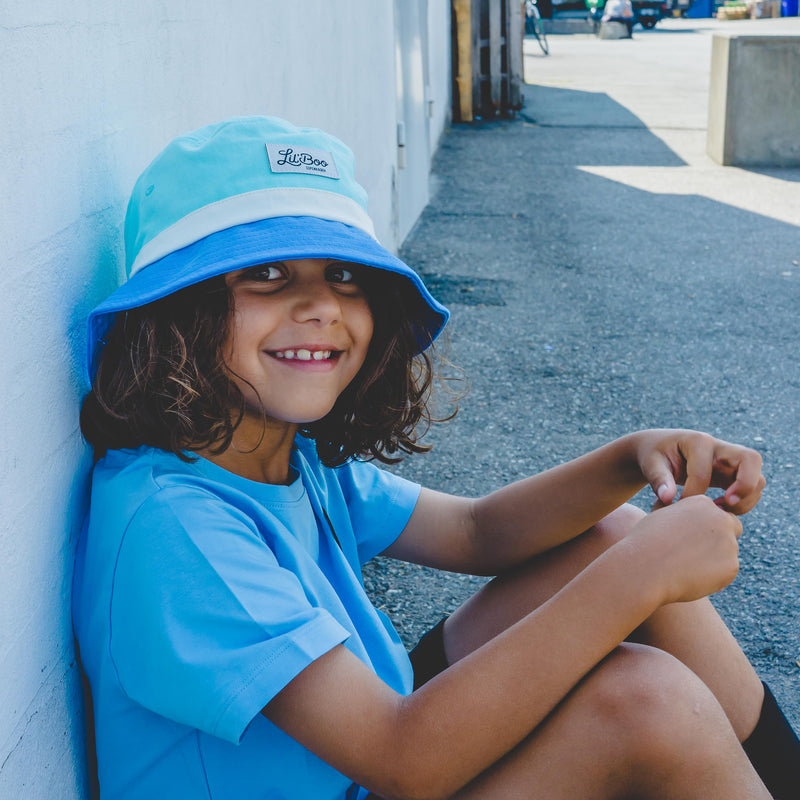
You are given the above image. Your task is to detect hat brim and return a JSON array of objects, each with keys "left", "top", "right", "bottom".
[{"left": 85, "top": 216, "right": 449, "bottom": 386}]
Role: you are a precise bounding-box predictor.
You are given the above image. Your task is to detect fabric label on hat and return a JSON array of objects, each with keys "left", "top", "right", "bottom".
[{"left": 266, "top": 143, "right": 340, "bottom": 179}]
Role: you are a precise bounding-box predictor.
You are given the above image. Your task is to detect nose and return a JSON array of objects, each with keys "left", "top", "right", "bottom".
[{"left": 289, "top": 278, "right": 342, "bottom": 326}]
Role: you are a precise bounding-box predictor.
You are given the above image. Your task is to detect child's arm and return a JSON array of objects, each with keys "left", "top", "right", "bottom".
[
  {"left": 384, "top": 428, "right": 764, "bottom": 575},
  {"left": 264, "top": 495, "right": 742, "bottom": 800}
]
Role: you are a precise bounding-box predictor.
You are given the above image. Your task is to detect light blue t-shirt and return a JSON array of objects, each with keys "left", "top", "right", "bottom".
[{"left": 72, "top": 437, "right": 421, "bottom": 799}]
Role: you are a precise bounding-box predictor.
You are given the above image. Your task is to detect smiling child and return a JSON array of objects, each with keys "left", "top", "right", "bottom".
[{"left": 73, "top": 116, "right": 798, "bottom": 800}]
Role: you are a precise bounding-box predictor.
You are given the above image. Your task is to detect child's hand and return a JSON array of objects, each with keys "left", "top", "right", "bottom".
[
  {"left": 630, "top": 494, "right": 743, "bottom": 605},
  {"left": 632, "top": 429, "right": 765, "bottom": 515}
]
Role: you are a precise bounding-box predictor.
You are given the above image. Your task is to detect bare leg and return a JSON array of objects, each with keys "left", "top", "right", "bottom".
[
  {"left": 452, "top": 644, "right": 770, "bottom": 799},
  {"left": 444, "top": 504, "right": 764, "bottom": 741}
]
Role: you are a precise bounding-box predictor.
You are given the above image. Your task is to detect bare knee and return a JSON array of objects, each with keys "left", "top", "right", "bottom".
[
  {"left": 585, "top": 643, "right": 734, "bottom": 766},
  {"left": 449, "top": 645, "right": 748, "bottom": 800},
  {"left": 585, "top": 502, "right": 645, "bottom": 551},
  {"left": 556, "top": 502, "right": 645, "bottom": 567}
]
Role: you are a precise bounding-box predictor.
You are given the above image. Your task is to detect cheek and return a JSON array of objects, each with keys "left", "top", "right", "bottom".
[
  {"left": 220, "top": 306, "right": 259, "bottom": 385},
  {"left": 356, "top": 319, "right": 375, "bottom": 372},
  {"left": 223, "top": 298, "right": 264, "bottom": 368},
  {"left": 361, "top": 309, "right": 375, "bottom": 352},
  {"left": 346, "top": 297, "right": 374, "bottom": 355}
]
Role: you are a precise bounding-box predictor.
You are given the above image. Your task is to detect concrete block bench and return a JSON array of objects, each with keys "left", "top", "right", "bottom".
[{"left": 707, "top": 33, "right": 800, "bottom": 166}]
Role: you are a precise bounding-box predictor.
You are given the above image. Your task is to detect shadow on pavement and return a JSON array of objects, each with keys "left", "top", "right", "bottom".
[
  {"left": 746, "top": 167, "right": 800, "bottom": 183},
  {"left": 519, "top": 85, "right": 687, "bottom": 166}
]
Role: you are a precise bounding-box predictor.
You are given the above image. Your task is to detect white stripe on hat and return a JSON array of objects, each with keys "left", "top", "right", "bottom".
[{"left": 129, "top": 187, "right": 377, "bottom": 278}]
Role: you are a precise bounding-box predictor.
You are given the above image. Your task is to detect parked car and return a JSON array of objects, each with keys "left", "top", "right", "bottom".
[{"left": 550, "top": 0, "right": 588, "bottom": 14}]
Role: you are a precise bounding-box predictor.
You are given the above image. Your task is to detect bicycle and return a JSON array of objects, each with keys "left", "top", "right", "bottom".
[{"left": 525, "top": 0, "right": 549, "bottom": 55}]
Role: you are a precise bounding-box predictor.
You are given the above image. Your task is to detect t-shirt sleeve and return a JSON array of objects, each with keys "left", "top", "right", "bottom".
[
  {"left": 336, "top": 460, "right": 421, "bottom": 563},
  {"left": 109, "top": 487, "right": 350, "bottom": 745}
]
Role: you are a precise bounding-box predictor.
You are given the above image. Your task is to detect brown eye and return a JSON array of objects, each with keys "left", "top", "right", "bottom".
[
  {"left": 246, "top": 264, "right": 284, "bottom": 282},
  {"left": 326, "top": 263, "right": 356, "bottom": 284}
]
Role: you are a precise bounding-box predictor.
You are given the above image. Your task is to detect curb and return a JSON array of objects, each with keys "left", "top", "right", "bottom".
[{"left": 541, "top": 16, "right": 597, "bottom": 32}]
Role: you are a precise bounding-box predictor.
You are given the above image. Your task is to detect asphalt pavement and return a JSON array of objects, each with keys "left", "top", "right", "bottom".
[{"left": 363, "top": 17, "right": 800, "bottom": 727}]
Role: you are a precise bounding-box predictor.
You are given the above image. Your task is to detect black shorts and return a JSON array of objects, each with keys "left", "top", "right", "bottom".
[{"left": 408, "top": 617, "right": 449, "bottom": 691}]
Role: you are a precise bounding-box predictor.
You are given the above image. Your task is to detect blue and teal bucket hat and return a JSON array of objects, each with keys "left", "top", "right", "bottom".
[{"left": 85, "top": 115, "right": 449, "bottom": 385}]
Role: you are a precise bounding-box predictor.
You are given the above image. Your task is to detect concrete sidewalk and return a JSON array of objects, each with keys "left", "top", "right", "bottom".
[{"left": 364, "top": 18, "right": 800, "bottom": 726}]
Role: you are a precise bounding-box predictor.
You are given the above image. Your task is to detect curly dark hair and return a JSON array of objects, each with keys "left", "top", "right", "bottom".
[{"left": 80, "top": 267, "right": 443, "bottom": 467}]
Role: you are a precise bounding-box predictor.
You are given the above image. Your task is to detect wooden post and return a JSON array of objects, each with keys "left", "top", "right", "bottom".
[
  {"left": 489, "top": 0, "right": 502, "bottom": 112},
  {"left": 507, "top": 0, "right": 523, "bottom": 110},
  {"left": 452, "top": 0, "right": 523, "bottom": 120},
  {"left": 452, "top": 0, "right": 473, "bottom": 122},
  {"left": 471, "top": 0, "right": 482, "bottom": 118}
]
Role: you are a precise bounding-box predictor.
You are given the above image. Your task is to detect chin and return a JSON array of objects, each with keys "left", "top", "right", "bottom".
[
  {"left": 282, "top": 406, "right": 337, "bottom": 425},
  {"left": 241, "top": 397, "right": 338, "bottom": 427}
]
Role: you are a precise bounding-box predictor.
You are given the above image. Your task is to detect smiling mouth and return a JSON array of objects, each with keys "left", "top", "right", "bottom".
[{"left": 268, "top": 349, "right": 340, "bottom": 361}]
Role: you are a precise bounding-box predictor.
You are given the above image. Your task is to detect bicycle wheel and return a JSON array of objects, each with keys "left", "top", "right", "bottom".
[
  {"left": 534, "top": 13, "right": 549, "bottom": 54},
  {"left": 528, "top": 8, "right": 549, "bottom": 55}
]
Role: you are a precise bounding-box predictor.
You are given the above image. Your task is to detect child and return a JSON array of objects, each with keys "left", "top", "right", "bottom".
[{"left": 73, "top": 116, "right": 798, "bottom": 800}]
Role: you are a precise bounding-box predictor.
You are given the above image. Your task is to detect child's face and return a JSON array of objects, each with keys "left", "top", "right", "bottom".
[{"left": 223, "top": 258, "right": 374, "bottom": 427}]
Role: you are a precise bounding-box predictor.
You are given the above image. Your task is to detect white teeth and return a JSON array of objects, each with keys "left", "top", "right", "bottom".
[{"left": 274, "top": 349, "right": 332, "bottom": 360}]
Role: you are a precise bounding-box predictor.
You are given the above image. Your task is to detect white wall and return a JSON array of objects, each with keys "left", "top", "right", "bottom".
[
  {"left": 0, "top": 2, "right": 450, "bottom": 796},
  {"left": 393, "top": 0, "right": 454, "bottom": 242}
]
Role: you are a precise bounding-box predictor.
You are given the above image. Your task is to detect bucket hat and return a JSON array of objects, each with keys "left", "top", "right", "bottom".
[{"left": 85, "top": 115, "right": 449, "bottom": 385}]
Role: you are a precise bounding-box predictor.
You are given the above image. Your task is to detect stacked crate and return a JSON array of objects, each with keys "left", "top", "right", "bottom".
[{"left": 452, "top": 0, "right": 524, "bottom": 121}]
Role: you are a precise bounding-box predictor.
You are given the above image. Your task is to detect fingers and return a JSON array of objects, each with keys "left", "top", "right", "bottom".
[
  {"left": 639, "top": 431, "right": 765, "bottom": 515},
  {"left": 724, "top": 507, "right": 744, "bottom": 538},
  {"left": 639, "top": 450, "right": 677, "bottom": 509},
  {"left": 715, "top": 473, "right": 766, "bottom": 514},
  {"left": 703, "top": 440, "right": 765, "bottom": 513},
  {"left": 640, "top": 434, "right": 714, "bottom": 505},
  {"left": 720, "top": 446, "right": 765, "bottom": 509},
  {"left": 640, "top": 495, "right": 744, "bottom": 604},
  {"left": 679, "top": 435, "right": 715, "bottom": 499}
]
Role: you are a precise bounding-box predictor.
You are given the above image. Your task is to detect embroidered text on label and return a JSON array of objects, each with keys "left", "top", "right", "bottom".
[
  {"left": 266, "top": 143, "right": 340, "bottom": 179},
  {"left": 277, "top": 148, "right": 328, "bottom": 169}
]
